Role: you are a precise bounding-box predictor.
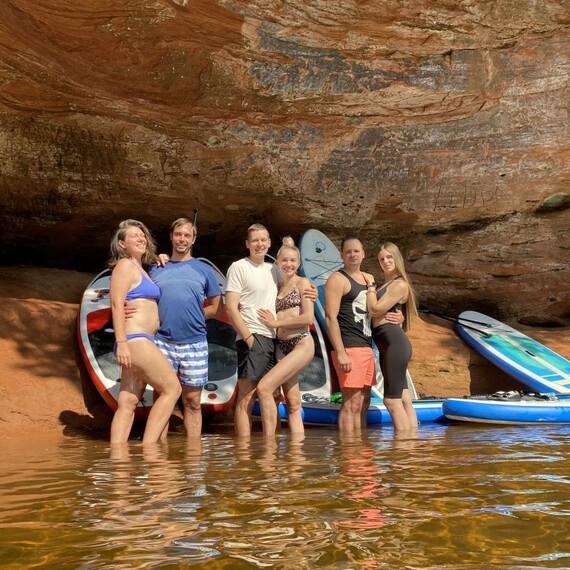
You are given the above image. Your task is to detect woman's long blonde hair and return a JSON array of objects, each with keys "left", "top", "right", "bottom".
[
  {"left": 108, "top": 219, "right": 157, "bottom": 269},
  {"left": 379, "top": 242, "right": 418, "bottom": 331}
]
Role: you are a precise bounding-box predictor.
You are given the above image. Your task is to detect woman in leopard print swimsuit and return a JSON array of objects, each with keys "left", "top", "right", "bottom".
[{"left": 257, "top": 236, "right": 315, "bottom": 436}]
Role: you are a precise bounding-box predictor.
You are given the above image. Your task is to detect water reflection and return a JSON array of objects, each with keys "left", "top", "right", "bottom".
[
  {"left": 1, "top": 424, "right": 570, "bottom": 569},
  {"left": 336, "top": 432, "right": 389, "bottom": 532}
]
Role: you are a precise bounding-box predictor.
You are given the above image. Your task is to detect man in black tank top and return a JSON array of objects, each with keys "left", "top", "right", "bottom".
[{"left": 324, "top": 237, "right": 376, "bottom": 432}]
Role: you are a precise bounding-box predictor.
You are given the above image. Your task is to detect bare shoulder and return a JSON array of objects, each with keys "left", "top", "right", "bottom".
[
  {"left": 112, "top": 258, "right": 133, "bottom": 275},
  {"left": 325, "top": 271, "right": 349, "bottom": 297},
  {"left": 390, "top": 278, "right": 409, "bottom": 294},
  {"left": 325, "top": 270, "right": 345, "bottom": 287}
]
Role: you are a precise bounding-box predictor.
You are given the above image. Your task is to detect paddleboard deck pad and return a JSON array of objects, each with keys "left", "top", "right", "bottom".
[{"left": 456, "top": 311, "right": 570, "bottom": 394}]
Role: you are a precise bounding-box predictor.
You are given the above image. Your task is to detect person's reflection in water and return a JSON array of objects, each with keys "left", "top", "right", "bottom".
[
  {"left": 336, "top": 432, "right": 389, "bottom": 530},
  {"left": 391, "top": 428, "right": 420, "bottom": 447},
  {"left": 109, "top": 441, "right": 131, "bottom": 462},
  {"left": 107, "top": 442, "right": 133, "bottom": 523},
  {"left": 185, "top": 436, "right": 203, "bottom": 464},
  {"left": 284, "top": 432, "right": 306, "bottom": 480},
  {"left": 235, "top": 436, "right": 252, "bottom": 463},
  {"left": 141, "top": 443, "right": 182, "bottom": 504},
  {"left": 256, "top": 436, "right": 279, "bottom": 475},
  {"left": 182, "top": 436, "right": 209, "bottom": 513}
]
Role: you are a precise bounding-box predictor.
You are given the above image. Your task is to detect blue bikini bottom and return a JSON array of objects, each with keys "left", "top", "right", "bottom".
[{"left": 113, "top": 333, "right": 155, "bottom": 353}]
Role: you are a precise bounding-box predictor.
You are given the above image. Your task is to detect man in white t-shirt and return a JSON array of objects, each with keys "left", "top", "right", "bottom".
[{"left": 226, "top": 224, "right": 281, "bottom": 436}]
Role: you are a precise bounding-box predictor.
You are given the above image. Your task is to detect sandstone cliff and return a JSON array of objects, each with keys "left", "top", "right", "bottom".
[{"left": 0, "top": 1, "right": 568, "bottom": 323}]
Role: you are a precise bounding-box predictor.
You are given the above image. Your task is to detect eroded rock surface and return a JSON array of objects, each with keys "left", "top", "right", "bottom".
[{"left": 0, "top": 1, "right": 568, "bottom": 322}]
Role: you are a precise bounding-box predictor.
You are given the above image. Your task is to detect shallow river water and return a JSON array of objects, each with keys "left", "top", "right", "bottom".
[{"left": 2, "top": 422, "right": 570, "bottom": 569}]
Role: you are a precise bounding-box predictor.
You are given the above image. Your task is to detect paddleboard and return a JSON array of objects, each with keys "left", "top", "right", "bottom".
[
  {"left": 298, "top": 229, "right": 343, "bottom": 333},
  {"left": 77, "top": 262, "right": 238, "bottom": 416},
  {"left": 77, "top": 269, "right": 154, "bottom": 417},
  {"left": 298, "top": 229, "right": 417, "bottom": 399},
  {"left": 443, "top": 391, "right": 570, "bottom": 425},
  {"left": 456, "top": 311, "right": 570, "bottom": 394},
  {"left": 269, "top": 395, "right": 446, "bottom": 426}
]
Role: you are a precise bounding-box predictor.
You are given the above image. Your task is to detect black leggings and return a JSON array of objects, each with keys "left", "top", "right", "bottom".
[{"left": 372, "top": 324, "right": 412, "bottom": 399}]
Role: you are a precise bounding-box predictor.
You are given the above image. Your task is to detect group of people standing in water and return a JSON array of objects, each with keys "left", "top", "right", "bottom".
[{"left": 107, "top": 218, "right": 418, "bottom": 444}]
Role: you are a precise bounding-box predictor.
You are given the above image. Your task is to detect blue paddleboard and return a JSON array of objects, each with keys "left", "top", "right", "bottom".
[
  {"left": 456, "top": 311, "right": 570, "bottom": 394},
  {"left": 298, "top": 229, "right": 417, "bottom": 399},
  {"left": 271, "top": 396, "right": 445, "bottom": 426},
  {"left": 443, "top": 392, "right": 570, "bottom": 424}
]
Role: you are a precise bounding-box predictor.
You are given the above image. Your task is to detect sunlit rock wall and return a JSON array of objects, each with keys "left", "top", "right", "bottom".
[{"left": 0, "top": 0, "right": 568, "bottom": 322}]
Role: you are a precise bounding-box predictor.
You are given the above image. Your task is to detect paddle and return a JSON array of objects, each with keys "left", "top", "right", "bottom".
[
  {"left": 191, "top": 208, "right": 198, "bottom": 254},
  {"left": 418, "top": 308, "right": 494, "bottom": 336}
]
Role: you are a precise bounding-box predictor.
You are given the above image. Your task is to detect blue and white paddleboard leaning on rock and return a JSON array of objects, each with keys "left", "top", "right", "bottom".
[
  {"left": 298, "top": 229, "right": 343, "bottom": 333},
  {"left": 443, "top": 391, "right": 570, "bottom": 425},
  {"left": 298, "top": 228, "right": 417, "bottom": 399},
  {"left": 456, "top": 311, "right": 570, "bottom": 394}
]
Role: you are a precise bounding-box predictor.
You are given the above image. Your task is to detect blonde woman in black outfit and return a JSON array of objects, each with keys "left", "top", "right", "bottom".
[{"left": 365, "top": 243, "right": 418, "bottom": 434}]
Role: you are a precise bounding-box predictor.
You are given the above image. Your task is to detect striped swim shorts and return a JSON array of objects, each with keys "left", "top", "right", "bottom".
[{"left": 155, "top": 339, "right": 209, "bottom": 387}]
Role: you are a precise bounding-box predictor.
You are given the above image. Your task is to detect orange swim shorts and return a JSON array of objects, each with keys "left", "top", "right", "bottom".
[{"left": 331, "top": 346, "right": 376, "bottom": 389}]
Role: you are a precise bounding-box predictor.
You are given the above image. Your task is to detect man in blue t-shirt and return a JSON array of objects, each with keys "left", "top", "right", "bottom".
[{"left": 149, "top": 218, "right": 221, "bottom": 437}]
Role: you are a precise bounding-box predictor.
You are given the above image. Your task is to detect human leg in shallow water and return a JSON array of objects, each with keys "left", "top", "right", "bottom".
[
  {"left": 115, "top": 337, "right": 181, "bottom": 443},
  {"left": 256, "top": 335, "right": 313, "bottom": 436},
  {"left": 110, "top": 368, "right": 146, "bottom": 444}
]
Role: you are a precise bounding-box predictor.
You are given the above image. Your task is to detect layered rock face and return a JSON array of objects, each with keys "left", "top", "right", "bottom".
[{"left": 0, "top": 0, "right": 568, "bottom": 323}]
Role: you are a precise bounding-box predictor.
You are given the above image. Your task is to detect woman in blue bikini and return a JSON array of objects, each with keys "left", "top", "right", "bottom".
[
  {"left": 257, "top": 236, "right": 315, "bottom": 436},
  {"left": 108, "top": 219, "right": 181, "bottom": 444}
]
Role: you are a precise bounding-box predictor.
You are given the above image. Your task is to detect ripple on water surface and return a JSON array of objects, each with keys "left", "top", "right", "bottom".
[{"left": 1, "top": 424, "right": 570, "bottom": 569}]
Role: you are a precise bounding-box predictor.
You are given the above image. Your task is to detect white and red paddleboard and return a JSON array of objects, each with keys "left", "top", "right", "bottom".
[{"left": 77, "top": 263, "right": 238, "bottom": 417}]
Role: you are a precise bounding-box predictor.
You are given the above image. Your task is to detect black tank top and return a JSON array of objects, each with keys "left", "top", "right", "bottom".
[
  {"left": 336, "top": 270, "right": 372, "bottom": 348},
  {"left": 376, "top": 277, "right": 404, "bottom": 312}
]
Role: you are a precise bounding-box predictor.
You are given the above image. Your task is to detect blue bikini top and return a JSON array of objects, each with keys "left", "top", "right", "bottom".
[{"left": 126, "top": 265, "right": 161, "bottom": 302}]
